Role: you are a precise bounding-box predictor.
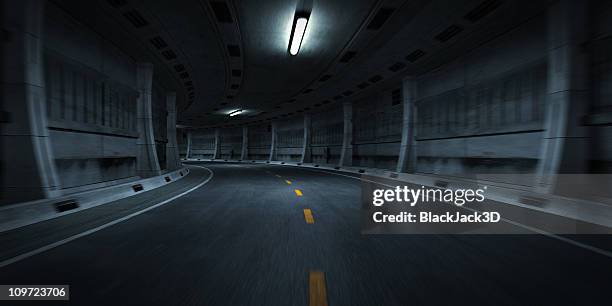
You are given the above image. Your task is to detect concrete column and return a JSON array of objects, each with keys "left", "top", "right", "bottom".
[
  {"left": 185, "top": 131, "right": 192, "bottom": 159},
  {"left": 300, "top": 114, "right": 312, "bottom": 163},
  {"left": 213, "top": 128, "right": 220, "bottom": 159},
  {"left": 269, "top": 122, "right": 277, "bottom": 161},
  {"left": 339, "top": 102, "right": 353, "bottom": 167},
  {"left": 135, "top": 63, "right": 161, "bottom": 177},
  {"left": 240, "top": 126, "right": 248, "bottom": 160},
  {"left": 536, "top": 0, "right": 590, "bottom": 194},
  {"left": 165, "top": 92, "right": 181, "bottom": 171},
  {"left": 0, "top": 0, "right": 61, "bottom": 204},
  {"left": 397, "top": 77, "right": 417, "bottom": 173}
]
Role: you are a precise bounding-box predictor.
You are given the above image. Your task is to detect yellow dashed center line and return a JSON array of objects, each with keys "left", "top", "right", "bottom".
[
  {"left": 285, "top": 180, "right": 292, "bottom": 185},
  {"left": 294, "top": 189, "right": 303, "bottom": 197},
  {"left": 303, "top": 209, "right": 315, "bottom": 224},
  {"left": 309, "top": 271, "right": 328, "bottom": 306}
]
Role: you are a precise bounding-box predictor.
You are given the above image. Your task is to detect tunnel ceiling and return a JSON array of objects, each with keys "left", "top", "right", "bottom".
[{"left": 55, "top": 0, "right": 549, "bottom": 129}]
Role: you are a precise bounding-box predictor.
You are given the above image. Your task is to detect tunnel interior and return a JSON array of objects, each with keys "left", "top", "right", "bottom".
[{"left": 1, "top": 0, "right": 612, "bottom": 305}]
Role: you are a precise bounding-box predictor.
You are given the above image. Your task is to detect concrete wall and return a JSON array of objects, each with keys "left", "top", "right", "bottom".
[
  {"left": 43, "top": 3, "right": 141, "bottom": 191},
  {"left": 311, "top": 106, "right": 343, "bottom": 165},
  {"left": 43, "top": 2, "right": 167, "bottom": 193},
  {"left": 178, "top": 130, "right": 188, "bottom": 158},
  {"left": 352, "top": 88, "right": 402, "bottom": 170},
  {"left": 247, "top": 124, "right": 271, "bottom": 160},
  {"left": 413, "top": 16, "right": 547, "bottom": 184},
  {"left": 191, "top": 129, "right": 216, "bottom": 159},
  {"left": 590, "top": 0, "right": 612, "bottom": 173},
  {"left": 152, "top": 81, "right": 168, "bottom": 169},
  {"left": 219, "top": 127, "right": 242, "bottom": 159},
  {"left": 276, "top": 119, "right": 303, "bottom": 162}
]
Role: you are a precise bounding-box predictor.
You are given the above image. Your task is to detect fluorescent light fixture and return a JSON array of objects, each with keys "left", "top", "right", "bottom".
[
  {"left": 229, "top": 109, "right": 243, "bottom": 117},
  {"left": 288, "top": 13, "right": 309, "bottom": 56}
]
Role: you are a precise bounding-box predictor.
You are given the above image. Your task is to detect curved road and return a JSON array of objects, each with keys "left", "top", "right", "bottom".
[{"left": 1, "top": 162, "right": 612, "bottom": 305}]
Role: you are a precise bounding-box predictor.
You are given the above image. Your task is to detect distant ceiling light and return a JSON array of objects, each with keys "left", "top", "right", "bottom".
[
  {"left": 288, "top": 13, "right": 309, "bottom": 56},
  {"left": 229, "top": 109, "right": 243, "bottom": 117}
]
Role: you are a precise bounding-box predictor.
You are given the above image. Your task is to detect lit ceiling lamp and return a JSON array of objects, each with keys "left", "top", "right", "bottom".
[
  {"left": 229, "top": 109, "right": 243, "bottom": 117},
  {"left": 288, "top": 12, "right": 310, "bottom": 56}
]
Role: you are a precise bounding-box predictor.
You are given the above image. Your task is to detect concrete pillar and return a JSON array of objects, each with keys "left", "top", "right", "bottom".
[
  {"left": 397, "top": 77, "right": 417, "bottom": 173},
  {"left": 301, "top": 114, "right": 312, "bottom": 163},
  {"left": 536, "top": 0, "right": 590, "bottom": 194},
  {"left": 0, "top": 0, "right": 61, "bottom": 204},
  {"left": 135, "top": 63, "right": 161, "bottom": 177},
  {"left": 213, "top": 128, "right": 220, "bottom": 159},
  {"left": 339, "top": 102, "right": 353, "bottom": 167},
  {"left": 240, "top": 126, "right": 248, "bottom": 160},
  {"left": 165, "top": 92, "right": 181, "bottom": 171},
  {"left": 269, "top": 122, "right": 277, "bottom": 161},
  {"left": 185, "top": 131, "right": 192, "bottom": 159}
]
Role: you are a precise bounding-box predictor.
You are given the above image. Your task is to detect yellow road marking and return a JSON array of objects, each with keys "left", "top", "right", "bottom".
[
  {"left": 303, "top": 209, "right": 314, "bottom": 224},
  {"left": 294, "top": 189, "right": 303, "bottom": 197},
  {"left": 285, "top": 180, "right": 292, "bottom": 185},
  {"left": 309, "top": 271, "right": 328, "bottom": 306}
]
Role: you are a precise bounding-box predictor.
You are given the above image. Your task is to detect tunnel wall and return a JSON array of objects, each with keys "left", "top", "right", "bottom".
[
  {"left": 152, "top": 82, "right": 168, "bottom": 170},
  {"left": 191, "top": 130, "right": 216, "bottom": 159},
  {"left": 591, "top": 0, "right": 612, "bottom": 174},
  {"left": 247, "top": 124, "right": 271, "bottom": 160},
  {"left": 219, "top": 127, "right": 242, "bottom": 159},
  {"left": 43, "top": 3, "right": 141, "bottom": 192},
  {"left": 311, "top": 106, "right": 343, "bottom": 166},
  {"left": 276, "top": 119, "right": 303, "bottom": 162},
  {"left": 352, "top": 88, "right": 403, "bottom": 170},
  {"left": 413, "top": 16, "right": 547, "bottom": 185},
  {"left": 41, "top": 3, "right": 170, "bottom": 193},
  {"left": 178, "top": 130, "right": 188, "bottom": 159}
]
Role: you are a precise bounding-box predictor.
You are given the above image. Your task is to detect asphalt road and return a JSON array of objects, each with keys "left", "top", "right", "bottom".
[{"left": 1, "top": 162, "right": 612, "bottom": 305}]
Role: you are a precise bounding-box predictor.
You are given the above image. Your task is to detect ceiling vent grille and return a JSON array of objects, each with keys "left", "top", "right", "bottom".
[
  {"left": 161, "top": 49, "right": 177, "bottom": 60},
  {"left": 405, "top": 49, "right": 426, "bottom": 62},
  {"left": 391, "top": 88, "right": 402, "bottom": 105},
  {"left": 227, "top": 44, "right": 241, "bottom": 57},
  {"left": 465, "top": 0, "right": 502, "bottom": 23},
  {"left": 339, "top": 51, "right": 357, "bottom": 63},
  {"left": 367, "top": 7, "right": 396, "bottom": 30},
  {"left": 369, "top": 75, "right": 383, "bottom": 83},
  {"left": 123, "top": 10, "right": 148, "bottom": 28},
  {"left": 150, "top": 36, "right": 168, "bottom": 49},
  {"left": 210, "top": 1, "right": 233, "bottom": 23},
  {"left": 107, "top": 0, "right": 127, "bottom": 8},
  {"left": 388, "top": 62, "right": 406, "bottom": 72},
  {"left": 435, "top": 25, "right": 464, "bottom": 42}
]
